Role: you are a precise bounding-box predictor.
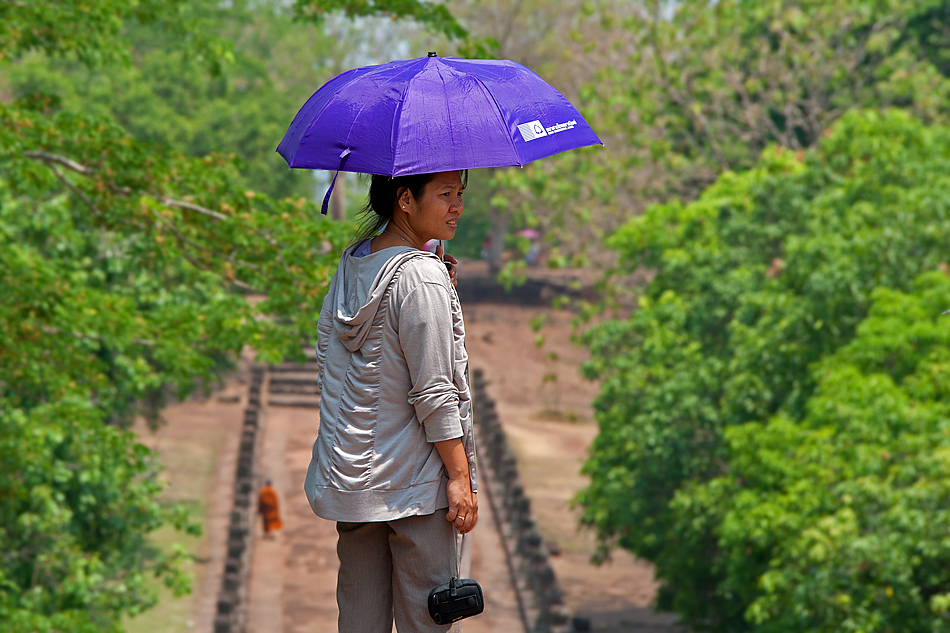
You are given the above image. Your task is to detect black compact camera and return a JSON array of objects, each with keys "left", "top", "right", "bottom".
[{"left": 427, "top": 576, "right": 484, "bottom": 625}]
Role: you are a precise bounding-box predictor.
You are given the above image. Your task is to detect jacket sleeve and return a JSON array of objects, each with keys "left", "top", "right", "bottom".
[
  {"left": 315, "top": 275, "right": 336, "bottom": 391},
  {"left": 398, "top": 278, "right": 463, "bottom": 443}
]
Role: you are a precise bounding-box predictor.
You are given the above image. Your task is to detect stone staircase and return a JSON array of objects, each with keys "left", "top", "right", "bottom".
[{"left": 267, "top": 348, "right": 320, "bottom": 408}]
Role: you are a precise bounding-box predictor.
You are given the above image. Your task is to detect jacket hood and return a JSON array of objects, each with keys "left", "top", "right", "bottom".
[{"left": 329, "top": 244, "right": 444, "bottom": 352}]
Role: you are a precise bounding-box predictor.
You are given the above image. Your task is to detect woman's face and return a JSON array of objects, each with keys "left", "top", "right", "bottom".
[{"left": 402, "top": 171, "right": 464, "bottom": 242}]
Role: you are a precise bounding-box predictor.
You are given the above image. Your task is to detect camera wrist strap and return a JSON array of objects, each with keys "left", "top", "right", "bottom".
[{"left": 455, "top": 533, "right": 464, "bottom": 578}]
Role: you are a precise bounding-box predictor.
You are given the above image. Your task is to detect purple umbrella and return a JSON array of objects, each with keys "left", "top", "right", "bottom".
[{"left": 276, "top": 53, "right": 601, "bottom": 212}]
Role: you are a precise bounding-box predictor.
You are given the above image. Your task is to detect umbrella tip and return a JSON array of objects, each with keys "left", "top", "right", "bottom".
[{"left": 428, "top": 51, "right": 438, "bottom": 57}]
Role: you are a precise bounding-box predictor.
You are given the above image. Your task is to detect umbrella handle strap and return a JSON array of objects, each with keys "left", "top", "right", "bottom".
[{"left": 321, "top": 149, "right": 352, "bottom": 215}]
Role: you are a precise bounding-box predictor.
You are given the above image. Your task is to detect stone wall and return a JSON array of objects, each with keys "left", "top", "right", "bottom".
[
  {"left": 213, "top": 365, "right": 265, "bottom": 633},
  {"left": 471, "top": 368, "right": 573, "bottom": 633}
]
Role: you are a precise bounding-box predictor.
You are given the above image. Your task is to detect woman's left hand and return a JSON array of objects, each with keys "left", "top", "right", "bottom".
[{"left": 435, "top": 243, "right": 459, "bottom": 287}]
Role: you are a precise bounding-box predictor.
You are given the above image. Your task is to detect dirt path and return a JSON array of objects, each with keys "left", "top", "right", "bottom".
[{"left": 245, "top": 405, "right": 336, "bottom": 632}]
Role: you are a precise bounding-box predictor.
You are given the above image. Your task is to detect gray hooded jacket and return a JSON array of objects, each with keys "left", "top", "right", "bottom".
[{"left": 304, "top": 243, "right": 476, "bottom": 522}]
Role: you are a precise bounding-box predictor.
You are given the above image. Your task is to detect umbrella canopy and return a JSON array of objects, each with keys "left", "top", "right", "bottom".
[{"left": 277, "top": 53, "right": 602, "bottom": 177}]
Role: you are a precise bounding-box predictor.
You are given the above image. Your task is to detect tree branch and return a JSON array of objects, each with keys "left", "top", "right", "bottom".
[
  {"left": 23, "top": 151, "right": 228, "bottom": 221},
  {"left": 42, "top": 160, "right": 105, "bottom": 218},
  {"left": 23, "top": 151, "right": 95, "bottom": 175},
  {"left": 158, "top": 197, "right": 228, "bottom": 221},
  {"left": 176, "top": 248, "right": 260, "bottom": 292},
  {"left": 158, "top": 219, "right": 266, "bottom": 276},
  {"left": 23, "top": 148, "right": 296, "bottom": 284},
  {"left": 41, "top": 326, "right": 156, "bottom": 347}
]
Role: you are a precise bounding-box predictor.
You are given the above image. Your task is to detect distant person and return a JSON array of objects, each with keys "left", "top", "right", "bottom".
[
  {"left": 305, "top": 170, "right": 477, "bottom": 633},
  {"left": 257, "top": 480, "right": 283, "bottom": 539},
  {"left": 526, "top": 240, "right": 541, "bottom": 266},
  {"left": 516, "top": 228, "right": 541, "bottom": 266}
]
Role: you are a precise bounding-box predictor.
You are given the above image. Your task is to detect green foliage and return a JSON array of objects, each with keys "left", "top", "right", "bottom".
[
  {"left": 590, "top": 0, "right": 950, "bottom": 200},
  {"left": 0, "top": 398, "right": 191, "bottom": 632},
  {"left": 293, "top": 0, "right": 468, "bottom": 40},
  {"left": 0, "top": 0, "right": 231, "bottom": 70},
  {"left": 579, "top": 109, "right": 950, "bottom": 631},
  {"left": 0, "top": 1, "right": 354, "bottom": 629},
  {"left": 2, "top": 0, "right": 338, "bottom": 202},
  {"left": 678, "top": 276, "right": 950, "bottom": 633},
  {"left": 484, "top": 0, "right": 950, "bottom": 276},
  {"left": 0, "top": 105, "right": 348, "bottom": 630}
]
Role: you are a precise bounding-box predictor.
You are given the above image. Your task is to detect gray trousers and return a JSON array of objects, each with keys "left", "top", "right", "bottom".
[{"left": 336, "top": 512, "right": 463, "bottom": 633}]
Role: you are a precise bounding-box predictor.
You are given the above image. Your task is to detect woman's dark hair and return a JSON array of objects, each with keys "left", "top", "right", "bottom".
[{"left": 355, "top": 170, "right": 468, "bottom": 242}]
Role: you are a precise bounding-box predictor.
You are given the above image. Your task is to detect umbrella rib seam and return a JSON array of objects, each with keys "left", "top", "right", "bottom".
[
  {"left": 346, "top": 62, "right": 421, "bottom": 176},
  {"left": 290, "top": 67, "right": 368, "bottom": 166},
  {"left": 390, "top": 62, "right": 419, "bottom": 177},
  {"left": 465, "top": 73, "right": 522, "bottom": 166},
  {"left": 436, "top": 63, "right": 458, "bottom": 174}
]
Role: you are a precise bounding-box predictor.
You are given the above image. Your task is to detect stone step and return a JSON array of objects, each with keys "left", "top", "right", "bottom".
[
  {"left": 267, "top": 394, "right": 321, "bottom": 408},
  {"left": 269, "top": 362, "right": 320, "bottom": 373},
  {"left": 268, "top": 371, "right": 317, "bottom": 383},
  {"left": 269, "top": 383, "right": 319, "bottom": 395}
]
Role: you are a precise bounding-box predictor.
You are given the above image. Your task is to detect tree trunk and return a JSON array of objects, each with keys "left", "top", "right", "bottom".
[
  {"left": 487, "top": 205, "right": 509, "bottom": 275},
  {"left": 330, "top": 172, "right": 346, "bottom": 221}
]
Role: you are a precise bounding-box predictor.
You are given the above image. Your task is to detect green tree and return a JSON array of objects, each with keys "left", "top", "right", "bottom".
[
  {"left": 293, "top": 0, "right": 468, "bottom": 41},
  {"left": 677, "top": 275, "right": 950, "bottom": 632},
  {"left": 2, "top": 0, "right": 344, "bottom": 202},
  {"left": 0, "top": 0, "right": 230, "bottom": 68},
  {"left": 579, "top": 109, "right": 950, "bottom": 631},
  {"left": 0, "top": 397, "right": 195, "bottom": 633},
  {"left": 475, "top": 0, "right": 950, "bottom": 277},
  {"left": 0, "top": 2, "right": 351, "bottom": 630}
]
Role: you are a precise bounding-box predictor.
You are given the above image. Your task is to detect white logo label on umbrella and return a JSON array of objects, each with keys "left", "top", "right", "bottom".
[
  {"left": 518, "top": 119, "right": 579, "bottom": 142},
  {"left": 518, "top": 120, "right": 548, "bottom": 142}
]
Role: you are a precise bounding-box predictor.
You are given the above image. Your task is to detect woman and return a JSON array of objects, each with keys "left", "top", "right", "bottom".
[{"left": 305, "top": 170, "right": 478, "bottom": 632}]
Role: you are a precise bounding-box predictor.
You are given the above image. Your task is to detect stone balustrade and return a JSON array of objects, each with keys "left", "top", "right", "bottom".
[
  {"left": 213, "top": 365, "right": 265, "bottom": 633},
  {"left": 471, "top": 368, "right": 573, "bottom": 633}
]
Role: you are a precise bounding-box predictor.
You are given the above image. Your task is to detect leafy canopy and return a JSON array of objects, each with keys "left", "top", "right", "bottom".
[
  {"left": 293, "top": 0, "right": 468, "bottom": 40},
  {"left": 0, "top": 0, "right": 232, "bottom": 69},
  {"left": 482, "top": 0, "right": 950, "bottom": 276},
  {"left": 579, "top": 109, "right": 950, "bottom": 631},
  {"left": 2, "top": 0, "right": 348, "bottom": 202},
  {"left": 0, "top": 1, "right": 349, "bottom": 630}
]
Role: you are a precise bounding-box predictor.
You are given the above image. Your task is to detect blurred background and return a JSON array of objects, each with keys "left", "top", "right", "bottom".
[{"left": 4, "top": 1, "right": 950, "bottom": 632}]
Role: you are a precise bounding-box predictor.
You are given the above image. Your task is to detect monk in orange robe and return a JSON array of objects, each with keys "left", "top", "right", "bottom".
[{"left": 257, "top": 480, "right": 283, "bottom": 538}]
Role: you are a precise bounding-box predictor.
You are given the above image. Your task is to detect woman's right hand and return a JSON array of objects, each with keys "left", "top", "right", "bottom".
[
  {"left": 445, "top": 476, "right": 478, "bottom": 534},
  {"left": 435, "top": 437, "right": 478, "bottom": 533}
]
